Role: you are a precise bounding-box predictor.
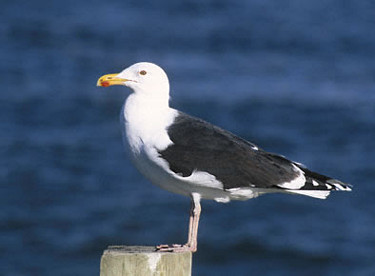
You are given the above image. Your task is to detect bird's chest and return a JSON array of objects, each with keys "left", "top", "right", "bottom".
[
  {"left": 120, "top": 107, "right": 184, "bottom": 193},
  {"left": 120, "top": 99, "right": 176, "bottom": 160}
]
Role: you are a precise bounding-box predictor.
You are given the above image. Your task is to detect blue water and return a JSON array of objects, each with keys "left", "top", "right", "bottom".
[{"left": 1, "top": 0, "right": 375, "bottom": 275}]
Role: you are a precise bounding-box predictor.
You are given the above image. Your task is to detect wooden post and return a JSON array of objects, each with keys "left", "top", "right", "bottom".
[{"left": 100, "top": 246, "right": 192, "bottom": 276}]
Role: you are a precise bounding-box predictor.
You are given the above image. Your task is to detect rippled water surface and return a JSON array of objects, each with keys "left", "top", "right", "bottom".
[{"left": 1, "top": 0, "right": 375, "bottom": 275}]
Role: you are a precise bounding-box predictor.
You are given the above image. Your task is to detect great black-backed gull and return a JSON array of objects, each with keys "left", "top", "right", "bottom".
[{"left": 97, "top": 62, "right": 352, "bottom": 252}]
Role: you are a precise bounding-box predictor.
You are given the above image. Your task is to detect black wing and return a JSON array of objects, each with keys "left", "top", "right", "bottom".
[{"left": 159, "top": 112, "right": 303, "bottom": 190}]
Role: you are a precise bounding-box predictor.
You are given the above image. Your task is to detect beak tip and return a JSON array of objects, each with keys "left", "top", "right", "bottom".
[
  {"left": 96, "top": 73, "right": 124, "bottom": 87},
  {"left": 96, "top": 78, "right": 102, "bottom": 87},
  {"left": 100, "top": 81, "right": 110, "bottom": 87}
]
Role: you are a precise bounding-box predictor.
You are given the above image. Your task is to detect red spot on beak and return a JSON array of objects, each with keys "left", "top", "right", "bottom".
[{"left": 101, "top": 81, "right": 110, "bottom": 87}]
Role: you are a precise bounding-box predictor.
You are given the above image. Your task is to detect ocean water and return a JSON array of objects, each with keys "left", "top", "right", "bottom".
[{"left": 1, "top": 0, "right": 375, "bottom": 275}]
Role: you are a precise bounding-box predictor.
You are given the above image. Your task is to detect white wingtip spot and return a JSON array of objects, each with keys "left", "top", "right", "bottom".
[
  {"left": 331, "top": 182, "right": 352, "bottom": 191},
  {"left": 312, "top": 180, "right": 319, "bottom": 187},
  {"left": 325, "top": 183, "right": 333, "bottom": 189}
]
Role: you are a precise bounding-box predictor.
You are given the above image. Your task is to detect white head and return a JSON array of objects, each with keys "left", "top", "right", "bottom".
[{"left": 97, "top": 62, "right": 170, "bottom": 101}]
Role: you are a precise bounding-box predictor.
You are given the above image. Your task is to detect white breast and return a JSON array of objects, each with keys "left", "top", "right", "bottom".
[
  {"left": 121, "top": 94, "right": 177, "bottom": 152},
  {"left": 120, "top": 94, "right": 186, "bottom": 194}
]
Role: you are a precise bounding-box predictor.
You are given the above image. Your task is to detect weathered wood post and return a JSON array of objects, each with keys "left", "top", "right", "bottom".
[{"left": 100, "top": 246, "right": 192, "bottom": 276}]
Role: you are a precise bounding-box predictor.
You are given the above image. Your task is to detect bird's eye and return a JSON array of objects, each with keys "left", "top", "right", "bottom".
[{"left": 139, "top": 70, "right": 147, "bottom": 75}]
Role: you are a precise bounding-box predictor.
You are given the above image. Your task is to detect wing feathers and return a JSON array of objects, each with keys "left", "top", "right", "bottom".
[{"left": 158, "top": 112, "right": 351, "bottom": 199}]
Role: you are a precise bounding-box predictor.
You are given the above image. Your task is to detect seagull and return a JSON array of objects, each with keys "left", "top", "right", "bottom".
[{"left": 97, "top": 62, "right": 352, "bottom": 253}]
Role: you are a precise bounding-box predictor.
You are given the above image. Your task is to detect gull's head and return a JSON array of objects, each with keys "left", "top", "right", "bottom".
[{"left": 97, "top": 62, "right": 170, "bottom": 98}]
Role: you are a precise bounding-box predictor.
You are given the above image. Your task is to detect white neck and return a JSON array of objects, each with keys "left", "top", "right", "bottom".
[{"left": 122, "top": 93, "right": 177, "bottom": 153}]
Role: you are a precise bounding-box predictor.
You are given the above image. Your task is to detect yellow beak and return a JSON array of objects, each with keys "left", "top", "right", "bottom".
[{"left": 96, "top": 73, "right": 128, "bottom": 87}]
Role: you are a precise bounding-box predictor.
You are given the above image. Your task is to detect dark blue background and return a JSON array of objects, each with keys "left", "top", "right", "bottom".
[{"left": 1, "top": 0, "right": 375, "bottom": 275}]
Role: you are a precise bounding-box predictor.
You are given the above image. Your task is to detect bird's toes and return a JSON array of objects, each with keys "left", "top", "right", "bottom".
[{"left": 155, "top": 244, "right": 196, "bottom": 252}]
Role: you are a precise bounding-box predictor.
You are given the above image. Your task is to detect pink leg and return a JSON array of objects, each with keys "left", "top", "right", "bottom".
[{"left": 157, "top": 193, "right": 201, "bottom": 253}]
